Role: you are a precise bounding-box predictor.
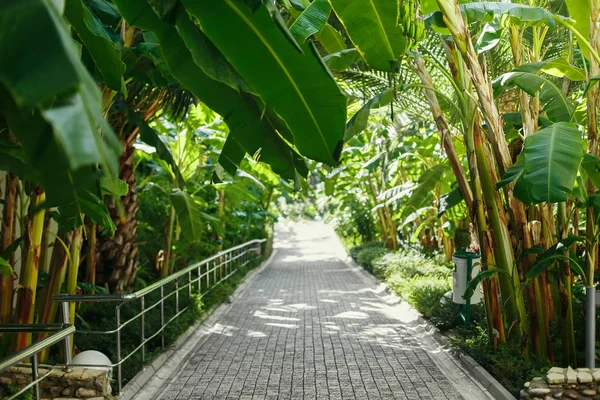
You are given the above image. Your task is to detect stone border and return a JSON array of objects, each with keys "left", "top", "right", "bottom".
[
  {"left": 120, "top": 250, "right": 277, "bottom": 400},
  {"left": 344, "top": 255, "right": 516, "bottom": 400}
]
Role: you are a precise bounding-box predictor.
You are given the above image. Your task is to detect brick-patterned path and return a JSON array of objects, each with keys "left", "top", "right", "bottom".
[{"left": 153, "top": 222, "right": 491, "bottom": 400}]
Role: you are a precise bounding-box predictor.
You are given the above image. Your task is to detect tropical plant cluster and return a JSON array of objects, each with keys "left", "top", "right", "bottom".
[
  {"left": 315, "top": 0, "right": 600, "bottom": 374},
  {"left": 1, "top": 0, "right": 600, "bottom": 391}
]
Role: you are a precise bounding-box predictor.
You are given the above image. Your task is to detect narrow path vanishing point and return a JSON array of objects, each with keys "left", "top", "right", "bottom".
[{"left": 144, "top": 221, "right": 492, "bottom": 400}]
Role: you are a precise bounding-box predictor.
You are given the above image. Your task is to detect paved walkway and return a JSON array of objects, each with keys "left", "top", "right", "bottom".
[{"left": 144, "top": 222, "right": 491, "bottom": 400}]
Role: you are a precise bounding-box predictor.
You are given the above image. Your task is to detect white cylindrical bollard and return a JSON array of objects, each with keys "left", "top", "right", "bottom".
[{"left": 452, "top": 253, "right": 481, "bottom": 305}]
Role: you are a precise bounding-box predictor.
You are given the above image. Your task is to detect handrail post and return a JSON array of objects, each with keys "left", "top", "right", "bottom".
[
  {"left": 175, "top": 277, "right": 180, "bottom": 314},
  {"left": 116, "top": 304, "right": 122, "bottom": 395},
  {"left": 160, "top": 286, "right": 165, "bottom": 349},
  {"left": 141, "top": 296, "right": 145, "bottom": 363},
  {"left": 32, "top": 352, "right": 40, "bottom": 400},
  {"left": 206, "top": 263, "right": 210, "bottom": 290},
  {"left": 60, "top": 301, "right": 73, "bottom": 371},
  {"left": 188, "top": 271, "right": 192, "bottom": 301},
  {"left": 214, "top": 259, "right": 217, "bottom": 285},
  {"left": 200, "top": 264, "right": 204, "bottom": 291}
]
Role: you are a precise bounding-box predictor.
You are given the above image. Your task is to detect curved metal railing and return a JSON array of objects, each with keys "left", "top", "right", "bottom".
[
  {"left": 52, "top": 238, "right": 266, "bottom": 395},
  {"left": 0, "top": 323, "right": 75, "bottom": 400}
]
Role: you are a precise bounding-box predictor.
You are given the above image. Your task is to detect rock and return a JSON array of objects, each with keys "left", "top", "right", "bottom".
[
  {"left": 525, "top": 381, "right": 531, "bottom": 388},
  {"left": 549, "top": 367, "right": 565, "bottom": 374},
  {"left": 529, "top": 388, "right": 551, "bottom": 396},
  {"left": 76, "top": 388, "right": 98, "bottom": 398},
  {"left": 14, "top": 373, "right": 28, "bottom": 385},
  {"left": 520, "top": 389, "right": 531, "bottom": 400},
  {"left": 566, "top": 366, "right": 577, "bottom": 384},
  {"left": 544, "top": 396, "right": 553, "bottom": 400},
  {"left": 49, "top": 386, "right": 63, "bottom": 397},
  {"left": 582, "top": 389, "right": 597, "bottom": 396},
  {"left": 547, "top": 373, "right": 566, "bottom": 384},
  {"left": 61, "top": 387, "right": 72, "bottom": 396},
  {"left": 563, "top": 390, "right": 579, "bottom": 399},
  {"left": 593, "top": 369, "right": 600, "bottom": 382},
  {"left": 552, "top": 392, "right": 562, "bottom": 398},
  {"left": 0, "top": 376, "right": 12, "bottom": 385},
  {"left": 578, "top": 371, "right": 594, "bottom": 383}
]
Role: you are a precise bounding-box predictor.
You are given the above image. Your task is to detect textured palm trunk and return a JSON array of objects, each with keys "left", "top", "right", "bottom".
[
  {"left": 97, "top": 119, "right": 140, "bottom": 293},
  {"left": 14, "top": 187, "right": 46, "bottom": 352},
  {"left": 0, "top": 172, "right": 17, "bottom": 325}
]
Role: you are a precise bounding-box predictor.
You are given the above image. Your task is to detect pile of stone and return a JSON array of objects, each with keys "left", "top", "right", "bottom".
[
  {"left": 521, "top": 367, "right": 600, "bottom": 399},
  {"left": 0, "top": 366, "right": 112, "bottom": 399}
]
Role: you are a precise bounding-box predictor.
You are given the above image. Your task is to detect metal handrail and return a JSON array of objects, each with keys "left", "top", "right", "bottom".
[
  {"left": 53, "top": 238, "right": 266, "bottom": 303},
  {"left": 52, "top": 238, "right": 266, "bottom": 396},
  {"left": 0, "top": 323, "right": 75, "bottom": 400}
]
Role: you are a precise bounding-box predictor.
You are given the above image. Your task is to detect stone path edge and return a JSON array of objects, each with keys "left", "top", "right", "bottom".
[
  {"left": 344, "top": 255, "right": 516, "bottom": 400},
  {"left": 120, "top": 249, "right": 278, "bottom": 400}
]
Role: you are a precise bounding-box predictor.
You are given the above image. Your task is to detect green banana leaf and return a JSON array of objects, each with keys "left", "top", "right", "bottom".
[
  {"left": 323, "top": 49, "right": 360, "bottom": 71},
  {"left": 345, "top": 89, "right": 394, "bottom": 141},
  {"left": 289, "top": 0, "right": 331, "bottom": 42},
  {"left": 170, "top": 188, "right": 205, "bottom": 241},
  {"left": 500, "top": 123, "right": 584, "bottom": 204},
  {"left": 329, "top": 0, "right": 408, "bottom": 71},
  {"left": 64, "top": 0, "right": 126, "bottom": 94},
  {"left": 183, "top": 0, "right": 347, "bottom": 165},
  {"left": 493, "top": 64, "right": 574, "bottom": 123},
  {"left": 113, "top": 0, "right": 298, "bottom": 180},
  {"left": 401, "top": 164, "right": 447, "bottom": 218},
  {"left": 315, "top": 24, "right": 347, "bottom": 54}
]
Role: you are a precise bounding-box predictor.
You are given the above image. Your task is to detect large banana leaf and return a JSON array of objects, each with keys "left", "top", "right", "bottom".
[
  {"left": 500, "top": 123, "right": 584, "bottom": 204},
  {"left": 113, "top": 0, "right": 298, "bottom": 179},
  {"left": 182, "top": 0, "right": 347, "bottom": 166},
  {"left": 565, "top": 0, "right": 591, "bottom": 59},
  {"left": 493, "top": 64, "right": 574, "bottom": 123},
  {"left": 289, "top": 0, "right": 331, "bottom": 42},
  {"left": 0, "top": 0, "right": 121, "bottom": 211},
  {"left": 64, "top": 0, "right": 126, "bottom": 94},
  {"left": 329, "top": 0, "right": 408, "bottom": 72}
]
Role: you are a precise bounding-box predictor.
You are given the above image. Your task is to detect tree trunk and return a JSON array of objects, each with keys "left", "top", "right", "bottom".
[
  {"left": 97, "top": 120, "right": 140, "bottom": 293},
  {"left": 0, "top": 173, "right": 17, "bottom": 325},
  {"left": 14, "top": 187, "right": 46, "bottom": 352}
]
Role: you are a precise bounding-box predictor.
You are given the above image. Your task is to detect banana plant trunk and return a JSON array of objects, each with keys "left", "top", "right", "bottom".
[
  {"left": 0, "top": 172, "right": 17, "bottom": 325},
  {"left": 36, "top": 231, "right": 73, "bottom": 361},
  {"left": 14, "top": 187, "right": 46, "bottom": 352},
  {"left": 585, "top": 0, "right": 600, "bottom": 368}
]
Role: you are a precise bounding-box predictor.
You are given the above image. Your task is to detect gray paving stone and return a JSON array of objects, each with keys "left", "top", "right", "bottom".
[{"left": 157, "top": 223, "right": 479, "bottom": 399}]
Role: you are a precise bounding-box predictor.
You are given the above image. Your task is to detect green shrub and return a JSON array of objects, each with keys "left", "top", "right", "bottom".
[
  {"left": 372, "top": 249, "right": 451, "bottom": 280},
  {"left": 406, "top": 276, "right": 451, "bottom": 317},
  {"left": 355, "top": 247, "right": 389, "bottom": 272},
  {"left": 451, "top": 327, "right": 551, "bottom": 397},
  {"left": 349, "top": 241, "right": 384, "bottom": 260}
]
